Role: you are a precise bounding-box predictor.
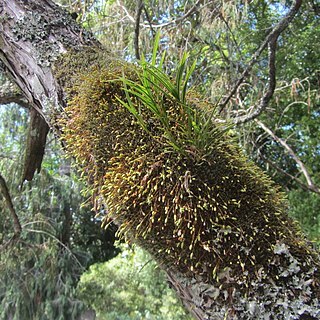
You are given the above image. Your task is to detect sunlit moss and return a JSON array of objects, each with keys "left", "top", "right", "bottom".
[{"left": 54, "top": 48, "right": 320, "bottom": 296}]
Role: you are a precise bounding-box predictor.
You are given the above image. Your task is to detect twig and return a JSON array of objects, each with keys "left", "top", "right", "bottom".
[
  {"left": 134, "top": 0, "right": 144, "bottom": 60},
  {"left": 261, "top": 155, "right": 319, "bottom": 194},
  {"left": 219, "top": 0, "right": 303, "bottom": 112},
  {"left": 0, "top": 77, "right": 29, "bottom": 108},
  {"left": 117, "top": 0, "right": 202, "bottom": 32},
  {"left": 256, "top": 120, "right": 320, "bottom": 194},
  {"left": 141, "top": 0, "right": 202, "bottom": 29},
  {"left": 143, "top": 5, "right": 156, "bottom": 36},
  {"left": 233, "top": 38, "right": 277, "bottom": 124},
  {"left": 218, "top": 12, "right": 240, "bottom": 53}
]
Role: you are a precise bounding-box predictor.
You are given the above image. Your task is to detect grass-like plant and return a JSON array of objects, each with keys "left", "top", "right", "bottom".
[{"left": 117, "top": 33, "right": 227, "bottom": 159}]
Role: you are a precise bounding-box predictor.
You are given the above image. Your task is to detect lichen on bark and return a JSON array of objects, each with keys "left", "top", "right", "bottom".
[{"left": 9, "top": 3, "right": 96, "bottom": 67}]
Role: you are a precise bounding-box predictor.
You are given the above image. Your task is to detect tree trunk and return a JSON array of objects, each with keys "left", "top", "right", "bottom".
[{"left": 0, "top": 1, "right": 319, "bottom": 319}]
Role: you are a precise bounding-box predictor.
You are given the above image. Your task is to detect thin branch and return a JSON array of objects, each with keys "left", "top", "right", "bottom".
[
  {"left": 218, "top": 12, "right": 240, "bottom": 53},
  {"left": 141, "top": 0, "right": 202, "bottom": 29},
  {"left": 117, "top": 0, "right": 135, "bottom": 23},
  {"left": 196, "top": 34, "right": 231, "bottom": 65},
  {"left": 233, "top": 38, "right": 277, "bottom": 124},
  {"left": 261, "top": 155, "right": 319, "bottom": 194},
  {"left": 134, "top": 0, "right": 144, "bottom": 60},
  {"left": 255, "top": 120, "right": 320, "bottom": 194},
  {"left": 219, "top": 0, "right": 303, "bottom": 112},
  {"left": 143, "top": 5, "right": 156, "bottom": 37},
  {"left": 0, "top": 174, "right": 22, "bottom": 234},
  {"left": 116, "top": 0, "right": 202, "bottom": 32}
]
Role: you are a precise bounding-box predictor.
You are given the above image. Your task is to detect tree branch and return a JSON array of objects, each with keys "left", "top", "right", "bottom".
[
  {"left": 0, "top": 174, "right": 22, "bottom": 235},
  {"left": 143, "top": 5, "right": 156, "bottom": 36},
  {"left": 22, "top": 108, "right": 49, "bottom": 182},
  {"left": 232, "top": 38, "right": 277, "bottom": 124},
  {"left": 256, "top": 119, "right": 320, "bottom": 194},
  {"left": 116, "top": 0, "right": 135, "bottom": 23},
  {"left": 1, "top": 0, "right": 319, "bottom": 316},
  {"left": 219, "top": 0, "right": 303, "bottom": 112},
  {"left": 134, "top": 0, "right": 144, "bottom": 60},
  {"left": 218, "top": 11, "right": 240, "bottom": 51},
  {"left": 141, "top": 0, "right": 202, "bottom": 28},
  {"left": 0, "top": 73, "right": 49, "bottom": 182},
  {"left": 261, "top": 155, "right": 320, "bottom": 194}
]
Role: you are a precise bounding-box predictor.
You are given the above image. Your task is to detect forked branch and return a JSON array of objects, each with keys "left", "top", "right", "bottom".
[
  {"left": 219, "top": 0, "right": 303, "bottom": 114},
  {"left": 233, "top": 38, "right": 277, "bottom": 124},
  {"left": 262, "top": 155, "right": 320, "bottom": 194},
  {"left": 256, "top": 120, "right": 320, "bottom": 194}
]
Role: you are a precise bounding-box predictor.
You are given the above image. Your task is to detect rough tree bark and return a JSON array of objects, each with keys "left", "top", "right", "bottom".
[{"left": 0, "top": 1, "right": 319, "bottom": 319}]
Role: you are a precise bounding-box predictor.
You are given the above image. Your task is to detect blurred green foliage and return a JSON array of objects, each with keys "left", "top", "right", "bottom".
[
  {"left": 288, "top": 189, "right": 320, "bottom": 244},
  {"left": 0, "top": 104, "right": 118, "bottom": 319},
  {"left": 77, "top": 245, "right": 193, "bottom": 320}
]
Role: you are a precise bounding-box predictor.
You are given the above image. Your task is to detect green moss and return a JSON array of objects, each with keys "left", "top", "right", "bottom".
[{"left": 54, "top": 49, "right": 320, "bottom": 294}]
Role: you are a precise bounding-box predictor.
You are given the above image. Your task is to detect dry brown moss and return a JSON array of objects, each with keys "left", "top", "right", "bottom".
[{"left": 54, "top": 49, "right": 320, "bottom": 291}]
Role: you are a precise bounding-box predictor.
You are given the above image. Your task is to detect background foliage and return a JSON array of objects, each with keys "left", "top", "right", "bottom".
[
  {"left": 78, "top": 245, "right": 193, "bottom": 320},
  {"left": 0, "top": 102, "right": 118, "bottom": 319}
]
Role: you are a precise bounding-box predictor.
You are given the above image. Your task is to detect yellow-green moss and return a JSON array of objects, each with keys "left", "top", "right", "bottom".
[{"left": 54, "top": 48, "right": 320, "bottom": 289}]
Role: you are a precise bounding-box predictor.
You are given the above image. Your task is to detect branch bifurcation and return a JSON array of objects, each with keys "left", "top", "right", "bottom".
[
  {"left": 233, "top": 38, "right": 277, "bottom": 124},
  {"left": 219, "top": 0, "right": 303, "bottom": 119},
  {"left": 256, "top": 120, "right": 320, "bottom": 194}
]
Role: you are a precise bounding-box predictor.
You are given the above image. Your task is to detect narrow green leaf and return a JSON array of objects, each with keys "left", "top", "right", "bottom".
[{"left": 151, "top": 31, "right": 161, "bottom": 66}]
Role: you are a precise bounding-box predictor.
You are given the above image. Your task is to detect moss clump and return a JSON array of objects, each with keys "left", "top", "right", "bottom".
[{"left": 55, "top": 49, "right": 320, "bottom": 295}]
